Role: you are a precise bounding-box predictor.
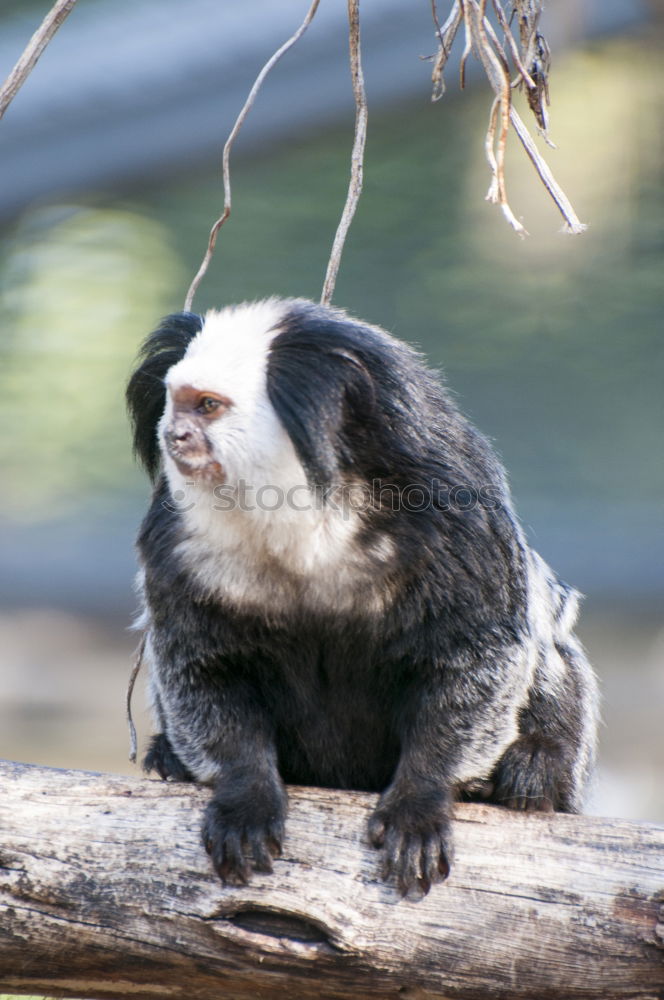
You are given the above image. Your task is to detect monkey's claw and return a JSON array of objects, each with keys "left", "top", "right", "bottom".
[
  {"left": 368, "top": 789, "right": 453, "bottom": 897},
  {"left": 202, "top": 785, "right": 287, "bottom": 885}
]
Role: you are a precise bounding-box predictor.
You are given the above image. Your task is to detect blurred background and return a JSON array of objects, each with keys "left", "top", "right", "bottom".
[{"left": 0, "top": 0, "right": 661, "bottom": 822}]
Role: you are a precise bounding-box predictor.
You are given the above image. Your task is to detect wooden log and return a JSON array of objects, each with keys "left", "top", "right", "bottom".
[{"left": 0, "top": 759, "right": 662, "bottom": 1000}]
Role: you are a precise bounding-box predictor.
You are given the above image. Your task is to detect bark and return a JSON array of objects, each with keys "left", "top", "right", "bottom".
[{"left": 0, "top": 759, "right": 662, "bottom": 1000}]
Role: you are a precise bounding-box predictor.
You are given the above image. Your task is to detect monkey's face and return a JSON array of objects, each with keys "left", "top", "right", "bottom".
[
  {"left": 161, "top": 384, "right": 229, "bottom": 481},
  {"left": 158, "top": 300, "right": 309, "bottom": 495}
]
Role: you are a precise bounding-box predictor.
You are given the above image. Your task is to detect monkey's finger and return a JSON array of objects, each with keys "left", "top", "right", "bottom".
[
  {"left": 380, "top": 823, "right": 403, "bottom": 881},
  {"left": 202, "top": 820, "right": 249, "bottom": 884},
  {"left": 525, "top": 795, "right": 554, "bottom": 813},
  {"left": 420, "top": 836, "right": 440, "bottom": 894},
  {"left": 397, "top": 834, "right": 422, "bottom": 897},
  {"left": 266, "top": 835, "right": 283, "bottom": 858},
  {"left": 504, "top": 793, "right": 528, "bottom": 810},
  {"left": 438, "top": 846, "right": 451, "bottom": 880},
  {"left": 217, "top": 830, "right": 251, "bottom": 884},
  {"left": 265, "top": 815, "right": 285, "bottom": 854},
  {"left": 367, "top": 811, "right": 387, "bottom": 848},
  {"left": 249, "top": 831, "right": 275, "bottom": 874}
]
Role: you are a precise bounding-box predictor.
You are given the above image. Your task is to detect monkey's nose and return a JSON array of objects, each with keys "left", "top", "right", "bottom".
[{"left": 165, "top": 427, "right": 193, "bottom": 446}]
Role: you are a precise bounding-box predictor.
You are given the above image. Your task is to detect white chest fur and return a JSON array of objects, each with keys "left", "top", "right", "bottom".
[{"left": 173, "top": 477, "right": 395, "bottom": 616}]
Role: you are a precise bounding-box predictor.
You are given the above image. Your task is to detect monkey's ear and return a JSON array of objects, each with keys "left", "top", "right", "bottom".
[
  {"left": 267, "top": 339, "right": 378, "bottom": 488},
  {"left": 126, "top": 312, "right": 202, "bottom": 480},
  {"left": 329, "top": 347, "right": 376, "bottom": 414}
]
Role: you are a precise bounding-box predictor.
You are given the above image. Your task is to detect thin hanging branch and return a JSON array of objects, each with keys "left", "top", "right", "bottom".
[
  {"left": 0, "top": 0, "right": 586, "bottom": 308},
  {"left": 183, "top": 0, "right": 321, "bottom": 313},
  {"left": 431, "top": 1, "right": 463, "bottom": 100},
  {"left": 126, "top": 634, "right": 146, "bottom": 765},
  {"left": 514, "top": 0, "right": 551, "bottom": 134},
  {"left": 320, "top": 0, "right": 368, "bottom": 306},
  {"left": 471, "top": 0, "right": 528, "bottom": 236},
  {"left": 429, "top": 0, "right": 587, "bottom": 235},
  {"left": 0, "top": 0, "right": 78, "bottom": 122},
  {"left": 510, "top": 106, "right": 586, "bottom": 234}
]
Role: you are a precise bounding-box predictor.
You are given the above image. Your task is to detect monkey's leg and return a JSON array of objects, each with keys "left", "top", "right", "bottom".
[
  {"left": 489, "top": 637, "right": 598, "bottom": 814},
  {"left": 201, "top": 749, "right": 288, "bottom": 885},
  {"left": 143, "top": 732, "right": 195, "bottom": 782},
  {"left": 368, "top": 768, "right": 453, "bottom": 897},
  {"left": 368, "top": 648, "right": 526, "bottom": 896},
  {"left": 142, "top": 687, "right": 195, "bottom": 782},
  {"left": 156, "top": 667, "right": 287, "bottom": 885}
]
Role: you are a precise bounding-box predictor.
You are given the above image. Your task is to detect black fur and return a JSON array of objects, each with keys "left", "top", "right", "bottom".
[
  {"left": 128, "top": 298, "right": 598, "bottom": 896},
  {"left": 126, "top": 311, "right": 202, "bottom": 479}
]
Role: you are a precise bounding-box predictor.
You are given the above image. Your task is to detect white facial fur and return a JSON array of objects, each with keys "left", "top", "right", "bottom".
[
  {"left": 160, "top": 298, "right": 288, "bottom": 488},
  {"left": 158, "top": 299, "right": 395, "bottom": 615}
]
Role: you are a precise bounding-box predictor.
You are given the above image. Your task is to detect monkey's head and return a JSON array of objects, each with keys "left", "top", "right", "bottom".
[
  {"left": 127, "top": 298, "right": 438, "bottom": 504},
  {"left": 154, "top": 300, "right": 299, "bottom": 490}
]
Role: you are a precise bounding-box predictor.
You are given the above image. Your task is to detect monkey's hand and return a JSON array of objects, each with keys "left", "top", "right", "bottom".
[
  {"left": 368, "top": 783, "right": 453, "bottom": 897},
  {"left": 143, "top": 733, "right": 195, "bottom": 783},
  {"left": 202, "top": 767, "right": 288, "bottom": 885},
  {"left": 489, "top": 734, "right": 573, "bottom": 813}
]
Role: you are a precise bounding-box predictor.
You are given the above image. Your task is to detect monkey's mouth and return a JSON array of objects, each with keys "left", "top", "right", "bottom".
[{"left": 171, "top": 453, "right": 224, "bottom": 483}]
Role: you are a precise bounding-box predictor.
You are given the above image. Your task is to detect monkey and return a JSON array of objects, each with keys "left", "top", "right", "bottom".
[{"left": 126, "top": 297, "right": 599, "bottom": 896}]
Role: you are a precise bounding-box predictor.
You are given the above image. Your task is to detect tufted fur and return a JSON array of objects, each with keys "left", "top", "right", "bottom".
[{"left": 127, "top": 297, "right": 599, "bottom": 895}]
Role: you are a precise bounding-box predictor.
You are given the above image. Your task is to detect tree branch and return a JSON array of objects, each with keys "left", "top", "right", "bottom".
[
  {"left": 509, "top": 105, "right": 587, "bottom": 234},
  {"left": 429, "top": 0, "right": 587, "bottom": 235},
  {"left": 183, "top": 0, "right": 321, "bottom": 313},
  {"left": 0, "top": 0, "right": 78, "bottom": 122},
  {"left": 320, "top": 0, "right": 368, "bottom": 306},
  {"left": 1, "top": 760, "right": 662, "bottom": 1000}
]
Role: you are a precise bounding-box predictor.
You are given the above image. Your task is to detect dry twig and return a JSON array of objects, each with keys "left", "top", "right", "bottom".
[
  {"left": 510, "top": 106, "right": 586, "bottom": 234},
  {"left": 0, "top": 0, "right": 78, "bottom": 121},
  {"left": 429, "top": 0, "right": 586, "bottom": 234},
  {"left": 126, "top": 633, "right": 146, "bottom": 764},
  {"left": 320, "top": 0, "right": 368, "bottom": 306},
  {"left": 431, "top": 0, "right": 463, "bottom": 100},
  {"left": 514, "top": 0, "right": 551, "bottom": 133},
  {"left": 0, "top": 0, "right": 587, "bottom": 310},
  {"left": 183, "top": 0, "right": 321, "bottom": 313}
]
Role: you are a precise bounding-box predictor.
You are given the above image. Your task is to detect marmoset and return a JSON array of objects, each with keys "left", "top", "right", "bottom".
[{"left": 127, "top": 298, "right": 599, "bottom": 895}]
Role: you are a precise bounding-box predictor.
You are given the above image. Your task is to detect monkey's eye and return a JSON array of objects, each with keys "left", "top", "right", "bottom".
[{"left": 197, "top": 396, "right": 225, "bottom": 416}]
